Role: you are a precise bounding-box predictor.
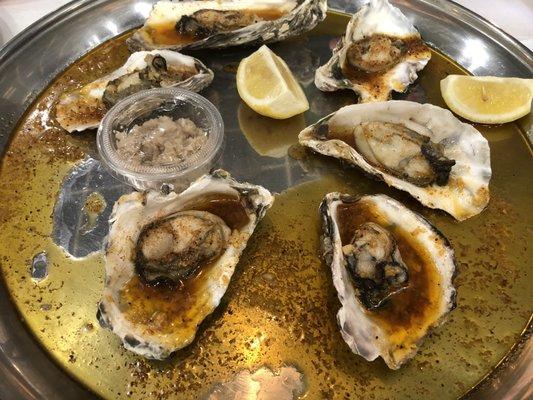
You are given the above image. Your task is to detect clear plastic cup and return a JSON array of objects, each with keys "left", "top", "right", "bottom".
[{"left": 97, "top": 87, "right": 224, "bottom": 191}]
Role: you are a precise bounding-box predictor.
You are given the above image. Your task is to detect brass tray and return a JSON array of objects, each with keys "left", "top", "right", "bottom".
[{"left": 0, "top": 1, "right": 531, "bottom": 399}]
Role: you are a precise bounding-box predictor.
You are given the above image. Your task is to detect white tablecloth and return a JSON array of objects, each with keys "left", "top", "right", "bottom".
[{"left": 1, "top": 0, "right": 532, "bottom": 49}]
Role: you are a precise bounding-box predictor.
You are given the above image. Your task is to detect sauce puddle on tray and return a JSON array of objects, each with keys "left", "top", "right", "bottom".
[{"left": 0, "top": 12, "right": 531, "bottom": 400}]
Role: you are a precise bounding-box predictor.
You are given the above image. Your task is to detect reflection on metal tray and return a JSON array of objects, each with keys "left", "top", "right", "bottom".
[{"left": 0, "top": 1, "right": 531, "bottom": 399}]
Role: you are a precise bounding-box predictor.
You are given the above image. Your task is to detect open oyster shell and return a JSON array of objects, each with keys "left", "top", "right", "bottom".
[
  {"left": 55, "top": 50, "right": 213, "bottom": 132},
  {"left": 97, "top": 170, "right": 274, "bottom": 359},
  {"left": 315, "top": 0, "right": 431, "bottom": 102},
  {"left": 320, "top": 193, "right": 457, "bottom": 369},
  {"left": 127, "top": 0, "right": 327, "bottom": 51},
  {"left": 299, "top": 101, "right": 491, "bottom": 220}
]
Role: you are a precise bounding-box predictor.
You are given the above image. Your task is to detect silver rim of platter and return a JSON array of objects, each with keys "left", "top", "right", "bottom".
[{"left": 0, "top": 0, "right": 531, "bottom": 398}]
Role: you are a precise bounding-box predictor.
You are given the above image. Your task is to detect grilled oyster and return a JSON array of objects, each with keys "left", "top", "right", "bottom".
[
  {"left": 299, "top": 101, "right": 491, "bottom": 220},
  {"left": 56, "top": 50, "right": 213, "bottom": 132},
  {"left": 97, "top": 170, "right": 274, "bottom": 359},
  {"left": 320, "top": 193, "right": 457, "bottom": 369},
  {"left": 343, "top": 221, "right": 409, "bottom": 309},
  {"left": 127, "top": 0, "right": 327, "bottom": 51},
  {"left": 315, "top": 0, "right": 431, "bottom": 102}
]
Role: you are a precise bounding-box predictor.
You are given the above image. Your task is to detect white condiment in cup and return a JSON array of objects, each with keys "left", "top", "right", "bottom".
[{"left": 97, "top": 87, "right": 224, "bottom": 191}]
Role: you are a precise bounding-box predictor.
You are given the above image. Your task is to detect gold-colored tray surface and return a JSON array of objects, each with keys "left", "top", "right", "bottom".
[{"left": 0, "top": 10, "right": 531, "bottom": 400}]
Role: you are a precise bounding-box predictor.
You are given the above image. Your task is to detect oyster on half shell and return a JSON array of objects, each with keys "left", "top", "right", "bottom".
[
  {"left": 320, "top": 193, "right": 457, "bottom": 369},
  {"left": 299, "top": 101, "right": 491, "bottom": 220},
  {"left": 315, "top": 0, "right": 431, "bottom": 102},
  {"left": 97, "top": 170, "right": 274, "bottom": 359},
  {"left": 127, "top": 0, "right": 327, "bottom": 51},
  {"left": 55, "top": 50, "right": 213, "bottom": 132}
]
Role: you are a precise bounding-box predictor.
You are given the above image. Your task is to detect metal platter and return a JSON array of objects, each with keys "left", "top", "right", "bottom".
[{"left": 0, "top": 0, "right": 531, "bottom": 399}]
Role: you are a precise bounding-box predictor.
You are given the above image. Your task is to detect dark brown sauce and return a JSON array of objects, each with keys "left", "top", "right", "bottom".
[
  {"left": 252, "top": 8, "right": 290, "bottom": 21},
  {"left": 120, "top": 266, "right": 215, "bottom": 336},
  {"left": 336, "top": 200, "right": 441, "bottom": 333},
  {"left": 188, "top": 194, "right": 250, "bottom": 230},
  {"left": 326, "top": 124, "right": 356, "bottom": 148},
  {"left": 146, "top": 23, "right": 198, "bottom": 46}
]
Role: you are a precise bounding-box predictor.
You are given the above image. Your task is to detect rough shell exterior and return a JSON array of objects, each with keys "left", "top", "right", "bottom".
[
  {"left": 55, "top": 50, "right": 213, "bottom": 132},
  {"left": 97, "top": 170, "right": 274, "bottom": 359},
  {"left": 299, "top": 101, "right": 492, "bottom": 220},
  {"left": 320, "top": 193, "right": 457, "bottom": 369},
  {"left": 315, "top": 0, "right": 431, "bottom": 102},
  {"left": 127, "top": 0, "right": 327, "bottom": 51}
]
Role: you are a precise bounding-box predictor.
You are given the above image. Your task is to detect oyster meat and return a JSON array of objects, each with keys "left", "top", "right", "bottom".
[
  {"left": 315, "top": 0, "right": 431, "bottom": 102},
  {"left": 299, "top": 101, "right": 491, "bottom": 220},
  {"left": 127, "top": 0, "right": 327, "bottom": 51},
  {"left": 55, "top": 50, "right": 213, "bottom": 132},
  {"left": 97, "top": 170, "right": 274, "bottom": 359},
  {"left": 320, "top": 193, "right": 457, "bottom": 369}
]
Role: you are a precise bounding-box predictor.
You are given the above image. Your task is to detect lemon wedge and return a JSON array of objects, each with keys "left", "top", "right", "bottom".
[
  {"left": 237, "top": 45, "right": 309, "bottom": 119},
  {"left": 440, "top": 75, "right": 533, "bottom": 124}
]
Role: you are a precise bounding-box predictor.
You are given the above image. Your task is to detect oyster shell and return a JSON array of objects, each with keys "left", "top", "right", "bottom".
[
  {"left": 320, "top": 193, "right": 457, "bottom": 369},
  {"left": 55, "top": 50, "right": 213, "bottom": 132},
  {"left": 299, "top": 101, "right": 491, "bottom": 220},
  {"left": 315, "top": 0, "right": 431, "bottom": 102},
  {"left": 127, "top": 0, "right": 327, "bottom": 51},
  {"left": 97, "top": 170, "right": 274, "bottom": 359}
]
